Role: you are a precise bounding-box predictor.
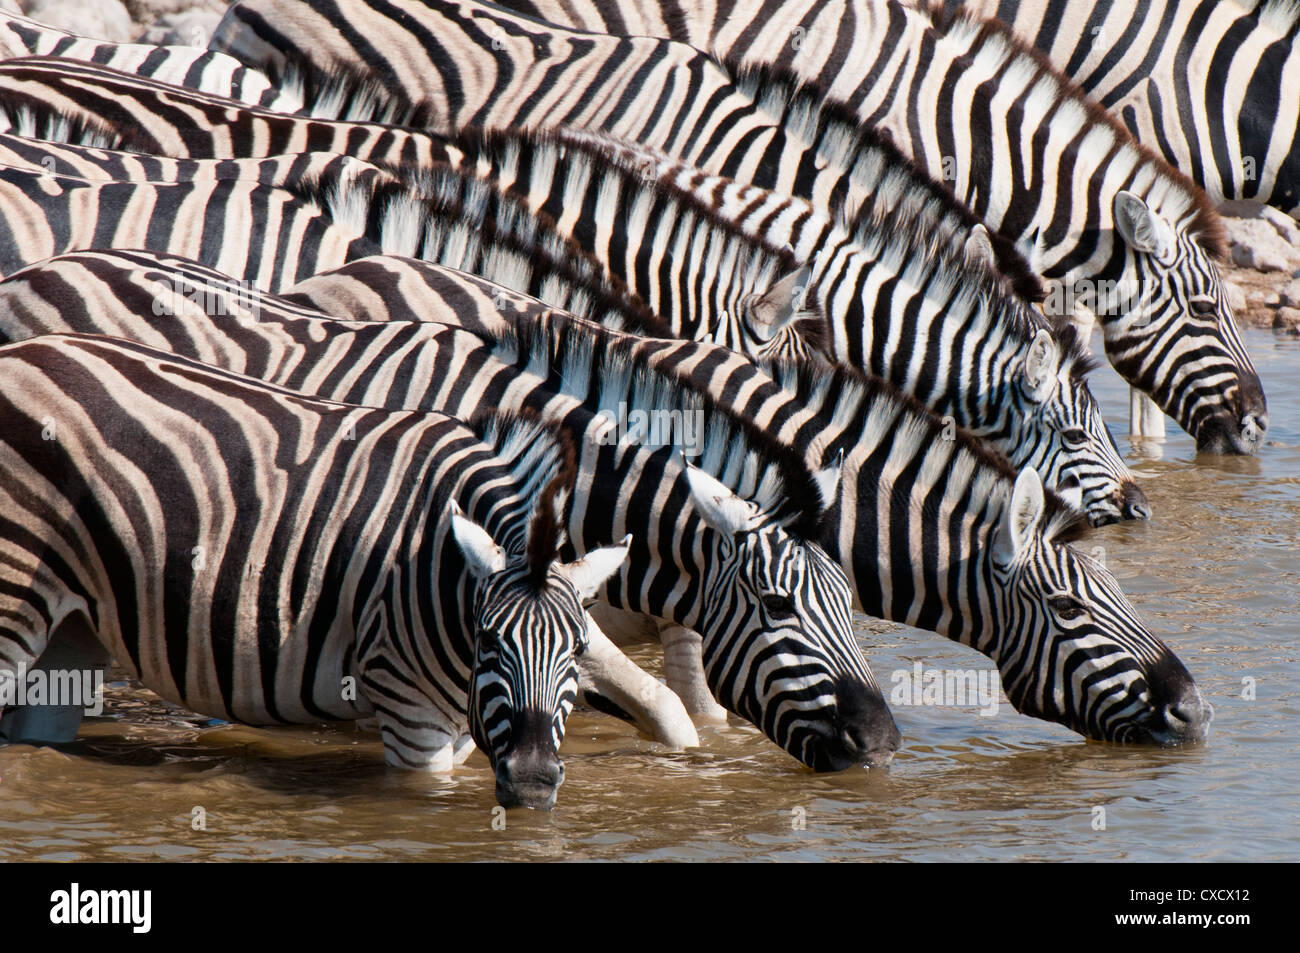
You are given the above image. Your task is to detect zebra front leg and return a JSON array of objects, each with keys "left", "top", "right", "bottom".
[
  {"left": 372, "top": 707, "right": 462, "bottom": 772},
  {"left": 0, "top": 613, "right": 111, "bottom": 744},
  {"left": 659, "top": 624, "right": 730, "bottom": 725},
  {"left": 1130, "top": 389, "right": 1167, "bottom": 440},
  {"left": 577, "top": 612, "right": 699, "bottom": 749}
]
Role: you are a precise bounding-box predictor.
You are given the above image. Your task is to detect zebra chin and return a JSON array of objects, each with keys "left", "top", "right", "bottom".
[
  {"left": 1095, "top": 656, "right": 1214, "bottom": 747},
  {"left": 795, "top": 676, "right": 902, "bottom": 772}
]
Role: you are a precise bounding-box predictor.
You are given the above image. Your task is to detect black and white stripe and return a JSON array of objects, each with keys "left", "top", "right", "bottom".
[{"left": 939, "top": 0, "right": 1300, "bottom": 216}]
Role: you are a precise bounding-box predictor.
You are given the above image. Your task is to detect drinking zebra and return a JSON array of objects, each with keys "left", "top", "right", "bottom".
[{"left": 0, "top": 336, "right": 633, "bottom": 809}]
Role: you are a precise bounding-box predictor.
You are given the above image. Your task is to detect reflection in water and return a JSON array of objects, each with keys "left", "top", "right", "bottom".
[{"left": 1, "top": 332, "right": 1297, "bottom": 861}]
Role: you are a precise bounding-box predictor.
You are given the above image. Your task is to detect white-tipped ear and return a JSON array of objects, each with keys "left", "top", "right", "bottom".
[
  {"left": 684, "top": 460, "right": 762, "bottom": 535},
  {"left": 964, "top": 224, "right": 996, "bottom": 268},
  {"left": 993, "top": 468, "right": 1046, "bottom": 567},
  {"left": 558, "top": 535, "right": 632, "bottom": 601},
  {"left": 1114, "top": 190, "right": 1171, "bottom": 255},
  {"left": 1021, "top": 327, "right": 1059, "bottom": 402},
  {"left": 449, "top": 500, "right": 506, "bottom": 579},
  {"left": 746, "top": 266, "right": 811, "bottom": 341},
  {"left": 812, "top": 448, "right": 843, "bottom": 510}
]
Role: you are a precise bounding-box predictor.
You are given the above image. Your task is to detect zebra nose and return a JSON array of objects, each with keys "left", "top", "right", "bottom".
[
  {"left": 495, "top": 750, "right": 564, "bottom": 810},
  {"left": 1143, "top": 654, "right": 1212, "bottom": 745},
  {"left": 832, "top": 676, "right": 901, "bottom": 769},
  {"left": 1161, "top": 694, "right": 1213, "bottom": 743},
  {"left": 1120, "top": 482, "right": 1151, "bottom": 521}
]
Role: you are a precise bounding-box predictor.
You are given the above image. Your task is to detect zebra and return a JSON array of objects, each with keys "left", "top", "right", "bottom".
[
  {"left": 934, "top": 0, "right": 1300, "bottom": 217},
  {"left": 0, "top": 249, "right": 898, "bottom": 769},
  {"left": 0, "top": 248, "right": 1210, "bottom": 746},
  {"left": 305, "top": 0, "right": 1266, "bottom": 454},
  {"left": 0, "top": 333, "right": 636, "bottom": 809},
  {"left": 0, "top": 11, "right": 298, "bottom": 111},
  {"left": 0, "top": 56, "right": 459, "bottom": 167}
]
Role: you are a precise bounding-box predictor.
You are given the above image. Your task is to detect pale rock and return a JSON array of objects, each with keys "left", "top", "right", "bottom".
[
  {"left": 1222, "top": 279, "right": 1247, "bottom": 313},
  {"left": 1218, "top": 200, "right": 1300, "bottom": 245},
  {"left": 22, "top": 0, "right": 133, "bottom": 41},
  {"left": 138, "top": 9, "right": 224, "bottom": 46},
  {"left": 1273, "top": 307, "right": 1300, "bottom": 332},
  {"left": 1222, "top": 216, "right": 1300, "bottom": 272}
]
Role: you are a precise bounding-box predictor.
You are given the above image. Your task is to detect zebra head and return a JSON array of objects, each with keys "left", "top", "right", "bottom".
[
  {"left": 1102, "top": 190, "right": 1267, "bottom": 454},
  {"left": 1007, "top": 326, "right": 1149, "bottom": 526},
  {"left": 683, "top": 460, "right": 901, "bottom": 770},
  {"left": 988, "top": 468, "right": 1212, "bottom": 745},
  {"left": 450, "top": 501, "right": 630, "bottom": 811}
]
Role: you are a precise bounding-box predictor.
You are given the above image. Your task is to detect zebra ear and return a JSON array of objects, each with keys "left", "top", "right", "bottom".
[
  {"left": 1020, "top": 328, "right": 1059, "bottom": 403},
  {"left": 449, "top": 501, "right": 507, "bottom": 579},
  {"left": 557, "top": 535, "right": 632, "bottom": 601},
  {"left": 684, "top": 460, "right": 762, "bottom": 535},
  {"left": 993, "top": 468, "right": 1046, "bottom": 567},
  {"left": 1114, "top": 190, "right": 1172, "bottom": 256},
  {"left": 812, "top": 448, "right": 844, "bottom": 510},
  {"left": 746, "top": 267, "right": 811, "bottom": 342},
  {"left": 964, "top": 224, "right": 996, "bottom": 268}
]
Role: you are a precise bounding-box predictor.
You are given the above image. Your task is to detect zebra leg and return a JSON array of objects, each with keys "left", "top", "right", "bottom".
[
  {"left": 1, "top": 608, "right": 110, "bottom": 745},
  {"left": 1130, "top": 390, "right": 1167, "bottom": 439},
  {"left": 585, "top": 602, "right": 729, "bottom": 724},
  {"left": 452, "top": 732, "right": 477, "bottom": 765},
  {"left": 658, "top": 624, "right": 730, "bottom": 725},
  {"left": 372, "top": 707, "right": 461, "bottom": 772},
  {"left": 576, "top": 613, "right": 699, "bottom": 749}
]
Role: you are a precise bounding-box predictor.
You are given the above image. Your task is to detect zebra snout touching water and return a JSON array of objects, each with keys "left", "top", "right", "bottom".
[{"left": 0, "top": 335, "right": 634, "bottom": 810}]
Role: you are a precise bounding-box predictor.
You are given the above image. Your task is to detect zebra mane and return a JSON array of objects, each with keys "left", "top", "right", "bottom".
[
  {"left": 455, "top": 122, "right": 827, "bottom": 333},
  {"left": 718, "top": 56, "right": 1048, "bottom": 303},
  {"left": 270, "top": 49, "right": 444, "bottom": 125},
  {"left": 290, "top": 161, "right": 675, "bottom": 339},
  {"left": 918, "top": 2, "right": 1228, "bottom": 261},
  {"left": 0, "top": 100, "right": 153, "bottom": 153},
  {"left": 1253, "top": 0, "right": 1300, "bottom": 37},
  {"left": 495, "top": 312, "right": 830, "bottom": 540},
  {"left": 757, "top": 355, "right": 1091, "bottom": 548},
  {"left": 471, "top": 410, "right": 577, "bottom": 588}
]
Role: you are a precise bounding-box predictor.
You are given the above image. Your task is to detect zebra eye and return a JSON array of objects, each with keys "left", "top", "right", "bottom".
[
  {"left": 476, "top": 628, "right": 499, "bottom": 648},
  {"left": 1062, "top": 428, "right": 1089, "bottom": 447},
  {"left": 762, "top": 594, "right": 796, "bottom": 618},
  {"left": 1189, "top": 296, "right": 1216, "bottom": 318},
  {"left": 574, "top": 632, "right": 588, "bottom": 658},
  {"left": 1048, "top": 596, "right": 1088, "bottom": 621}
]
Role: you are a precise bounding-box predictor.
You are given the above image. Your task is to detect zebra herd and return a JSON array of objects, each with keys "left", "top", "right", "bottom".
[{"left": 0, "top": 0, "right": 1276, "bottom": 811}]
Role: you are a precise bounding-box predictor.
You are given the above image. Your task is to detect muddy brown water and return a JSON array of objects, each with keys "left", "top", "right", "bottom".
[{"left": 1, "top": 329, "right": 1296, "bottom": 862}]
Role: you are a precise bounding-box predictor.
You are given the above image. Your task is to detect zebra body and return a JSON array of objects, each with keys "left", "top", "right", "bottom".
[
  {"left": 0, "top": 333, "right": 635, "bottom": 808},
  {"left": 0, "top": 248, "right": 1208, "bottom": 746},
  {"left": 355, "top": 0, "right": 1265, "bottom": 454},
  {"left": 938, "top": 0, "right": 1300, "bottom": 216},
  {"left": 0, "top": 12, "right": 297, "bottom": 110},
  {"left": 0, "top": 131, "right": 393, "bottom": 187},
  {"left": 0, "top": 57, "right": 459, "bottom": 168}
]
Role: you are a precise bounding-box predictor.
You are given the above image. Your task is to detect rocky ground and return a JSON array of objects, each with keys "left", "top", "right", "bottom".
[
  {"left": 3, "top": 0, "right": 230, "bottom": 47},
  {"left": 1217, "top": 202, "right": 1300, "bottom": 336}
]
